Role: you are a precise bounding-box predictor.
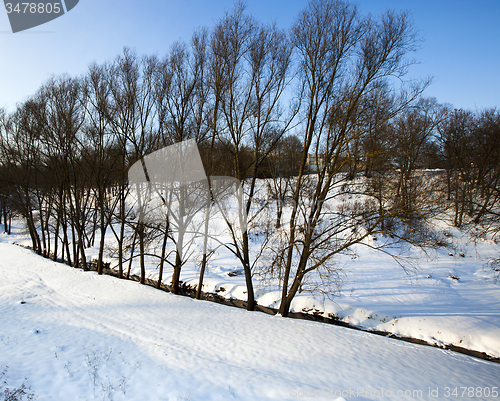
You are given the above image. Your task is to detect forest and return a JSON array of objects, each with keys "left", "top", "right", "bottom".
[{"left": 0, "top": 0, "right": 499, "bottom": 318}]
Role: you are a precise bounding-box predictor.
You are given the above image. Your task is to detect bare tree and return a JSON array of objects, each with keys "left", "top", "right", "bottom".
[
  {"left": 440, "top": 108, "right": 500, "bottom": 231},
  {"left": 276, "top": 0, "right": 427, "bottom": 316},
  {"left": 267, "top": 135, "right": 303, "bottom": 228},
  {"left": 0, "top": 109, "right": 14, "bottom": 234},
  {"left": 41, "top": 77, "right": 88, "bottom": 269},
  {"left": 154, "top": 33, "right": 212, "bottom": 294},
  {"left": 209, "top": 3, "right": 297, "bottom": 310},
  {"left": 106, "top": 49, "right": 157, "bottom": 283},
  {"left": 391, "top": 97, "right": 448, "bottom": 215},
  {"left": 0, "top": 101, "right": 44, "bottom": 252},
  {"left": 81, "top": 62, "right": 124, "bottom": 274}
]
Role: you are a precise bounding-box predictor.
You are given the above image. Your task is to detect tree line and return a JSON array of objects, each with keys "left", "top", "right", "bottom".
[{"left": 0, "top": 0, "right": 498, "bottom": 316}]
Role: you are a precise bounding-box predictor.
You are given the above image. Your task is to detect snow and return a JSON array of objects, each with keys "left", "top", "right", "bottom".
[
  {"left": 331, "top": 234, "right": 500, "bottom": 358},
  {"left": 20, "top": 177, "right": 491, "bottom": 362},
  {"left": 3, "top": 192, "right": 500, "bottom": 363},
  {"left": 1, "top": 241, "right": 500, "bottom": 401},
  {"left": 163, "top": 219, "right": 499, "bottom": 359}
]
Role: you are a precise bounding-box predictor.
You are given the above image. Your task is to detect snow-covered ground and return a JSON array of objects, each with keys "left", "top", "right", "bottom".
[
  {"left": 1, "top": 241, "right": 499, "bottom": 401},
  {"left": 3, "top": 198, "right": 500, "bottom": 364},
  {"left": 193, "top": 223, "right": 500, "bottom": 359},
  {"left": 85, "top": 217, "right": 500, "bottom": 360}
]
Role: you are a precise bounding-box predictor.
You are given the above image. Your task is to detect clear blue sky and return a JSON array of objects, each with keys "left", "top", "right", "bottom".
[{"left": 1, "top": 0, "right": 499, "bottom": 112}]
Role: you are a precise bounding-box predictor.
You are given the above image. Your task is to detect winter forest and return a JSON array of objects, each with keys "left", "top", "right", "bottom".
[{"left": 1, "top": 0, "right": 499, "bottom": 323}]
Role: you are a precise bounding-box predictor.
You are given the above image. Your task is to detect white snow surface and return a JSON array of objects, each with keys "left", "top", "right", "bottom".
[
  {"left": 80, "top": 219, "right": 500, "bottom": 359},
  {"left": 190, "top": 226, "right": 500, "bottom": 359},
  {"left": 1, "top": 241, "right": 500, "bottom": 401},
  {"left": 3, "top": 201, "right": 500, "bottom": 362}
]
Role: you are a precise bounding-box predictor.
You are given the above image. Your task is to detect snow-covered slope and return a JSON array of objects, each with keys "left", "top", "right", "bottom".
[
  {"left": 4, "top": 198, "right": 500, "bottom": 361},
  {"left": 1, "top": 242, "right": 499, "bottom": 401}
]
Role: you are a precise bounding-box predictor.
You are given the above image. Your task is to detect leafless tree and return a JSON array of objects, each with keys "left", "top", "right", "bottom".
[
  {"left": 391, "top": 97, "right": 448, "bottom": 216},
  {"left": 267, "top": 135, "right": 303, "bottom": 228},
  {"left": 81, "top": 62, "right": 125, "bottom": 274},
  {"left": 154, "top": 33, "right": 212, "bottom": 294},
  {"left": 106, "top": 49, "right": 158, "bottom": 283},
  {"left": 440, "top": 108, "right": 500, "bottom": 232},
  {"left": 209, "top": 2, "right": 297, "bottom": 310},
  {"left": 41, "top": 77, "right": 89, "bottom": 268},
  {"left": 0, "top": 101, "right": 45, "bottom": 252},
  {"left": 276, "top": 0, "right": 428, "bottom": 316}
]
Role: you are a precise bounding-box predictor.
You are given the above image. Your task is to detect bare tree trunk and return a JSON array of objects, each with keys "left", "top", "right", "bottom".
[
  {"left": 118, "top": 183, "right": 126, "bottom": 278},
  {"left": 171, "top": 251, "right": 182, "bottom": 294},
  {"left": 196, "top": 200, "right": 211, "bottom": 299},
  {"left": 157, "top": 229, "right": 168, "bottom": 289},
  {"left": 138, "top": 222, "right": 146, "bottom": 284},
  {"left": 126, "top": 229, "right": 138, "bottom": 280},
  {"left": 97, "top": 203, "right": 107, "bottom": 275}
]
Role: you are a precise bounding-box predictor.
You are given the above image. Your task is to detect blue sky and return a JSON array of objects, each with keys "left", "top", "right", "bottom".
[{"left": 1, "top": 0, "right": 499, "bottom": 112}]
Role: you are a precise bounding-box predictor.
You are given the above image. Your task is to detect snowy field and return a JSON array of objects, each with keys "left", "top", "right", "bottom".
[
  {"left": 3, "top": 196, "right": 500, "bottom": 362},
  {"left": 90, "top": 215, "right": 500, "bottom": 360},
  {"left": 1, "top": 241, "right": 499, "bottom": 401}
]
